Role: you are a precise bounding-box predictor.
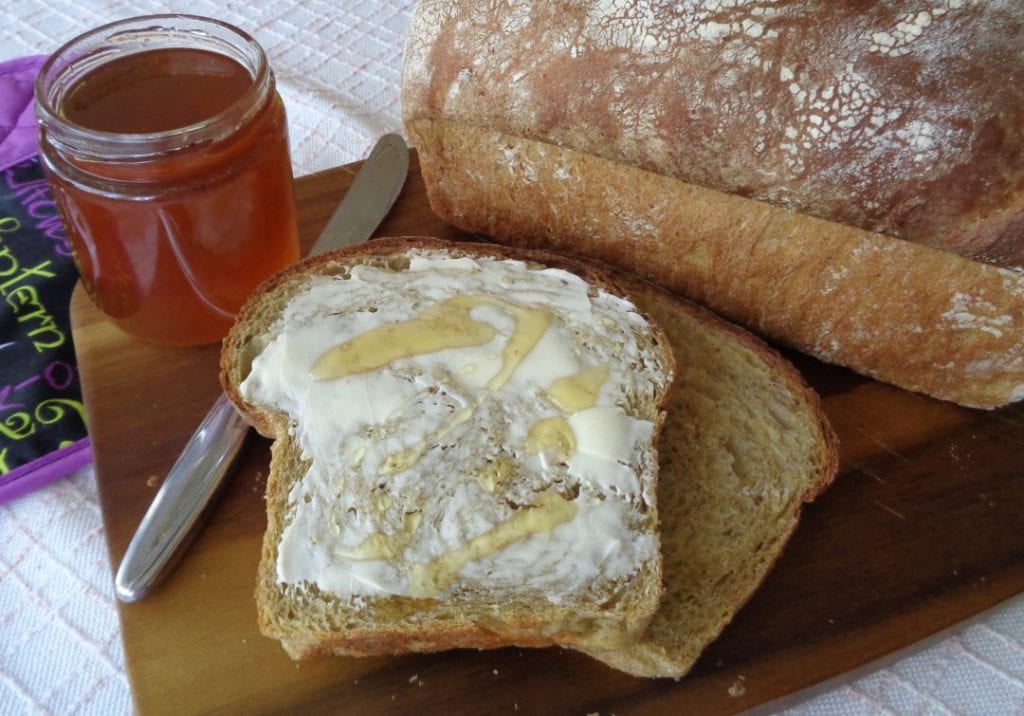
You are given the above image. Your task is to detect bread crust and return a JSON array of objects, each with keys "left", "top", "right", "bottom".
[
  {"left": 402, "top": 0, "right": 1024, "bottom": 266},
  {"left": 221, "top": 236, "right": 677, "bottom": 658},
  {"left": 406, "top": 119, "right": 1024, "bottom": 409}
]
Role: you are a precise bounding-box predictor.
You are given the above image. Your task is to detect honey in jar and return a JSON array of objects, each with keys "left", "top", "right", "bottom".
[{"left": 35, "top": 15, "right": 300, "bottom": 346}]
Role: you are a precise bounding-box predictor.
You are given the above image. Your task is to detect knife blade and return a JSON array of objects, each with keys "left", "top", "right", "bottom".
[{"left": 114, "top": 133, "right": 410, "bottom": 603}]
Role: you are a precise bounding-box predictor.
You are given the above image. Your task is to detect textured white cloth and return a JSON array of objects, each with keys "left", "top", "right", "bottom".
[{"left": 1, "top": 2, "right": 1022, "bottom": 714}]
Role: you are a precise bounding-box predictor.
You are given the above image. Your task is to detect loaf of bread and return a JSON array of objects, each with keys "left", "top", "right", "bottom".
[
  {"left": 221, "top": 237, "right": 676, "bottom": 658},
  {"left": 402, "top": 0, "right": 1024, "bottom": 409}
]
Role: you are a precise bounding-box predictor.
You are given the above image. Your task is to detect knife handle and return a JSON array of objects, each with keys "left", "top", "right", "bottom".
[{"left": 114, "top": 394, "right": 249, "bottom": 602}]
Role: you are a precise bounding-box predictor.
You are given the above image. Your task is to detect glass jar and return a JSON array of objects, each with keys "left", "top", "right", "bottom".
[{"left": 35, "top": 15, "right": 300, "bottom": 347}]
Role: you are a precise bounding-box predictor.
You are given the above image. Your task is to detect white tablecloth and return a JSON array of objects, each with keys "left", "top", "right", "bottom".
[{"left": 1, "top": 2, "right": 1022, "bottom": 714}]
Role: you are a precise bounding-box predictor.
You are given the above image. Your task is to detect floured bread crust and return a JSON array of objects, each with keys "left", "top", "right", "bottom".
[{"left": 403, "top": 0, "right": 1024, "bottom": 266}]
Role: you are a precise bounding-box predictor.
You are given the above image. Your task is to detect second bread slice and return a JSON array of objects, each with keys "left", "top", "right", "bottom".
[{"left": 580, "top": 272, "right": 839, "bottom": 678}]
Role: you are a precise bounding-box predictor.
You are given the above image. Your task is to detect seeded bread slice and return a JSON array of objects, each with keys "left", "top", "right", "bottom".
[{"left": 220, "top": 237, "right": 676, "bottom": 659}]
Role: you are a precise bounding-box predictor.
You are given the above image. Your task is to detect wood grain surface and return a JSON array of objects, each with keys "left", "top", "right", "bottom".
[{"left": 70, "top": 153, "right": 1024, "bottom": 715}]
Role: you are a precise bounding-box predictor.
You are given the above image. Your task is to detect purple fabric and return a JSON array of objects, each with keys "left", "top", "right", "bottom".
[
  {"left": 0, "top": 56, "right": 47, "bottom": 172},
  {"left": 0, "top": 55, "right": 92, "bottom": 506},
  {"left": 0, "top": 438, "right": 92, "bottom": 504}
]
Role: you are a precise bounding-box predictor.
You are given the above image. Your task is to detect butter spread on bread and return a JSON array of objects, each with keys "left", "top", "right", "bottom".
[{"left": 222, "top": 238, "right": 675, "bottom": 658}]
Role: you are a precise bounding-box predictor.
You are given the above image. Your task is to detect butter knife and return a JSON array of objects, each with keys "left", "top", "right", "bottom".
[{"left": 115, "top": 133, "right": 410, "bottom": 602}]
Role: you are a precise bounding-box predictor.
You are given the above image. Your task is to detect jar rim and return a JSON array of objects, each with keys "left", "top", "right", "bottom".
[{"left": 35, "top": 14, "right": 272, "bottom": 160}]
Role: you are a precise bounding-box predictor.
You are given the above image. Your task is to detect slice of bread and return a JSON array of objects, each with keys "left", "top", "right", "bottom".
[
  {"left": 578, "top": 271, "right": 839, "bottom": 678},
  {"left": 220, "top": 237, "right": 676, "bottom": 658}
]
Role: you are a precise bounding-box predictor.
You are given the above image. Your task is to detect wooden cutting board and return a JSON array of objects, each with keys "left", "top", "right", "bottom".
[{"left": 70, "top": 153, "right": 1024, "bottom": 715}]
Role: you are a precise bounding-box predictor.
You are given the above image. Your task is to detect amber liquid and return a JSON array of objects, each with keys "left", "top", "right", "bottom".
[{"left": 48, "top": 48, "right": 299, "bottom": 346}]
